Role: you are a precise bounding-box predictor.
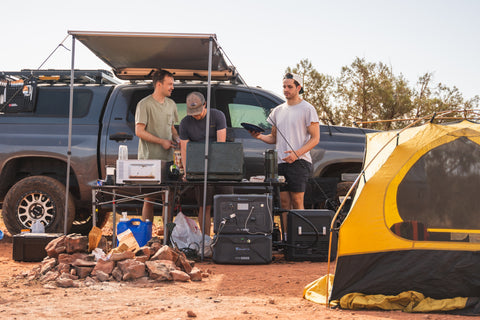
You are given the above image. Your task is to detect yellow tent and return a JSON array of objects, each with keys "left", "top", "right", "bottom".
[{"left": 330, "top": 120, "right": 480, "bottom": 305}]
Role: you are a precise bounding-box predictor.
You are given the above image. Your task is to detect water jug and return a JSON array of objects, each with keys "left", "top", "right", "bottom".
[
  {"left": 117, "top": 218, "right": 152, "bottom": 247},
  {"left": 31, "top": 220, "right": 45, "bottom": 233}
]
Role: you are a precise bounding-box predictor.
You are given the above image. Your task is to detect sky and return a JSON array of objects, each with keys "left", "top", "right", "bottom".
[{"left": 1, "top": 0, "right": 479, "bottom": 100}]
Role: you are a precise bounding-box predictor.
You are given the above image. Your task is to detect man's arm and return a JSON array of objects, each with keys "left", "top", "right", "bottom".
[
  {"left": 282, "top": 122, "right": 320, "bottom": 163},
  {"left": 250, "top": 126, "right": 277, "bottom": 144},
  {"left": 135, "top": 123, "right": 175, "bottom": 150},
  {"left": 216, "top": 128, "right": 227, "bottom": 142},
  {"left": 171, "top": 124, "right": 180, "bottom": 143}
]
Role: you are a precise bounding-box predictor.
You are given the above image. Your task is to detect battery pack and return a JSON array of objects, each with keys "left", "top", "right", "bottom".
[
  {"left": 285, "top": 210, "right": 337, "bottom": 262},
  {"left": 212, "top": 234, "right": 272, "bottom": 264}
]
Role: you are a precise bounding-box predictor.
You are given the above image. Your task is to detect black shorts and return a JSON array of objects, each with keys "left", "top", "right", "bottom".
[{"left": 278, "top": 159, "right": 312, "bottom": 193}]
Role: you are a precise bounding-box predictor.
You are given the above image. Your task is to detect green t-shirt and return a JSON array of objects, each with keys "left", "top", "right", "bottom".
[{"left": 135, "top": 95, "right": 178, "bottom": 160}]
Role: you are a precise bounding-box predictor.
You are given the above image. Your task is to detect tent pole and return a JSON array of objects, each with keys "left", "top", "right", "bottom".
[
  {"left": 64, "top": 35, "right": 75, "bottom": 235},
  {"left": 200, "top": 37, "right": 213, "bottom": 261}
]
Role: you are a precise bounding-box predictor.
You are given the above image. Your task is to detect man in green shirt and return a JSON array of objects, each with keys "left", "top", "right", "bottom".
[{"left": 135, "top": 70, "right": 179, "bottom": 222}]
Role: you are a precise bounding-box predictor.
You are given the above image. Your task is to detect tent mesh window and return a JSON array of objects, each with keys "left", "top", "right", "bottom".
[{"left": 396, "top": 137, "right": 480, "bottom": 240}]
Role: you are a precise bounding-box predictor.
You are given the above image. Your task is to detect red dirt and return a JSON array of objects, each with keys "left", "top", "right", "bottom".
[{"left": 0, "top": 224, "right": 469, "bottom": 320}]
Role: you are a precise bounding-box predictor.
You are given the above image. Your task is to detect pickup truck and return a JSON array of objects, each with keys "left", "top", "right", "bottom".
[{"left": 0, "top": 32, "right": 370, "bottom": 235}]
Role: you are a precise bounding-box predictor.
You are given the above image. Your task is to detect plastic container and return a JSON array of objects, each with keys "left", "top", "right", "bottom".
[
  {"left": 117, "top": 218, "right": 152, "bottom": 247},
  {"left": 31, "top": 220, "right": 45, "bottom": 233},
  {"left": 118, "top": 145, "right": 128, "bottom": 160}
]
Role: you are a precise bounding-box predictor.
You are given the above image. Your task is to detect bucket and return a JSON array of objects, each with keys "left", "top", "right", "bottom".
[{"left": 117, "top": 218, "right": 152, "bottom": 247}]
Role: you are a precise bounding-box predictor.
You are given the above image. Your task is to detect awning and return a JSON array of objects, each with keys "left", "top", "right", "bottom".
[{"left": 68, "top": 31, "right": 237, "bottom": 81}]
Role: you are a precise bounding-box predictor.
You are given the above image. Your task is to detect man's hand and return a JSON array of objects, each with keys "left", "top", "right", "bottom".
[
  {"left": 248, "top": 130, "right": 262, "bottom": 139},
  {"left": 160, "top": 139, "right": 176, "bottom": 150},
  {"left": 282, "top": 150, "right": 298, "bottom": 163}
]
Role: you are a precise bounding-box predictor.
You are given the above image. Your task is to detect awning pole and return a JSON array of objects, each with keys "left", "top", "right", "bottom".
[
  {"left": 64, "top": 36, "right": 75, "bottom": 235},
  {"left": 201, "top": 37, "right": 213, "bottom": 261}
]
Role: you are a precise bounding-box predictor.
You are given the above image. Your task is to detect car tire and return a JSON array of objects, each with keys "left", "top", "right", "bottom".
[{"left": 3, "top": 176, "right": 75, "bottom": 235}]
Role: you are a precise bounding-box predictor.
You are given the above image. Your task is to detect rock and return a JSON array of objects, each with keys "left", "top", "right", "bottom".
[
  {"left": 59, "top": 273, "right": 78, "bottom": 280},
  {"left": 75, "top": 266, "right": 94, "bottom": 279},
  {"left": 170, "top": 269, "right": 190, "bottom": 282},
  {"left": 84, "top": 276, "right": 97, "bottom": 287},
  {"left": 92, "top": 259, "right": 114, "bottom": 275},
  {"left": 72, "top": 259, "right": 96, "bottom": 268},
  {"left": 135, "top": 246, "right": 151, "bottom": 259},
  {"left": 56, "top": 277, "right": 75, "bottom": 288},
  {"left": 40, "top": 270, "right": 59, "bottom": 282},
  {"left": 117, "top": 259, "right": 146, "bottom": 281},
  {"left": 150, "top": 245, "right": 177, "bottom": 261},
  {"left": 95, "top": 270, "right": 110, "bottom": 282},
  {"left": 134, "top": 255, "right": 149, "bottom": 263},
  {"left": 149, "top": 241, "right": 162, "bottom": 255},
  {"left": 112, "top": 267, "right": 123, "bottom": 281},
  {"left": 187, "top": 310, "right": 197, "bottom": 317},
  {"left": 189, "top": 267, "right": 202, "bottom": 281},
  {"left": 65, "top": 234, "right": 89, "bottom": 253},
  {"left": 45, "top": 235, "right": 66, "bottom": 258},
  {"left": 110, "top": 251, "right": 135, "bottom": 261},
  {"left": 57, "top": 263, "right": 71, "bottom": 274},
  {"left": 40, "top": 257, "right": 57, "bottom": 275},
  {"left": 175, "top": 254, "right": 193, "bottom": 274},
  {"left": 58, "top": 252, "right": 89, "bottom": 265},
  {"left": 145, "top": 261, "right": 173, "bottom": 281}
]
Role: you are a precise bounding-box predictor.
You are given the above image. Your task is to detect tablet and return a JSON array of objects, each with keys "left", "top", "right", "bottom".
[{"left": 241, "top": 122, "right": 265, "bottom": 133}]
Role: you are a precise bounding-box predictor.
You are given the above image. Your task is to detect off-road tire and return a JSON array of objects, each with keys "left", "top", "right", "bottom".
[{"left": 3, "top": 176, "right": 75, "bottom": 235}]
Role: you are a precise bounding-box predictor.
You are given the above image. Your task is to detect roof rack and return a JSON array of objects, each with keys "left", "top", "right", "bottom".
[{"left": 0, "top": 69, "right": 121, "bottom": 85}]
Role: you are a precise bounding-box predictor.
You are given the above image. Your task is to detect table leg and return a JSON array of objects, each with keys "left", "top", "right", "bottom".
[
  {"left": 163, "top": 188, "right": 169, "bottom": 245},
  {"left": 112, "top": 188, "right": 117, "bottom": 248}
]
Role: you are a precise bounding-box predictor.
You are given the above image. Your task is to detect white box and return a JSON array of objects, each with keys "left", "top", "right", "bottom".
[{"left": 116, "top": 160, "right": 163, "bottom": 184}]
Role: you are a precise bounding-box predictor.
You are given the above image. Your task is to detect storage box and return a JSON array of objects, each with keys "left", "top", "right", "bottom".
[
  {"left": 116, "top": 160, "right": 165, "bottom": 184},
  {"left": 13, "top": 233, "right": 63, "bottom": 262},
  {"left": 285, "top": 210, "right": 337, "bottom": 262},
  {"left": 213, "top": 234, "right": 272, "bottom": 264},
  {"left": 186, "top": 142, "right": 244, "bottom": 181}
]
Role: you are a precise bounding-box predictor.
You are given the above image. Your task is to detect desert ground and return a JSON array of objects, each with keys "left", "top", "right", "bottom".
[{"left": 0, "top": 214, "right": 471, "bottom": 320}]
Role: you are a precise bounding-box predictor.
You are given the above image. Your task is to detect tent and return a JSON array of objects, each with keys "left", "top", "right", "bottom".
[{"left": 330, "top": 119, "right": 480, "bottom": 305}]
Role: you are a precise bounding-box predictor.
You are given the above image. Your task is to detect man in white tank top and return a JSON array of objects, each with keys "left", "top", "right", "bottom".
[{"left": 250, "top": 73, "right": 320, "bottom": 240}]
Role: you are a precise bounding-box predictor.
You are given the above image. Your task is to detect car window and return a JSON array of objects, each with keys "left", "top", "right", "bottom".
[
  {"left": 35, "top": 88, "right": 92, "bottom": 117},
  {"left": 215, "top": 89, "right": 277, "bottom": 130},
  {"left": 127, "top": 88, "right": 201, "bottom": 124}
]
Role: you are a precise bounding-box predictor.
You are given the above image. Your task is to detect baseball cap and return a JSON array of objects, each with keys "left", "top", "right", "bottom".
[
  {"left": 284, "top": 73, "right": 304, "bottom": 94},
  {"left": 186, "top": 92, "right": 205, "bottom": 115}
]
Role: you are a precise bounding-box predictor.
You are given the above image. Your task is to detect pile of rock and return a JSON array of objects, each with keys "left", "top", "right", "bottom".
[{"left": 21, "top": 234, "right": 206, "bottom": 288}]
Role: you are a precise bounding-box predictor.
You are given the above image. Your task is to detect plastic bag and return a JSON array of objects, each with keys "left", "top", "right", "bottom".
[
  {"left": 171, "top": 212, "right": 203, "bottom": 250},
  {"left": 201, "top": 234, "right": 213, "bottom": 258}
]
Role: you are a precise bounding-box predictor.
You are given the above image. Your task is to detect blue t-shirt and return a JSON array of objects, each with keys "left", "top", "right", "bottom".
[{"left": 179, "top": 109, "right": 227, "bottom": 142}]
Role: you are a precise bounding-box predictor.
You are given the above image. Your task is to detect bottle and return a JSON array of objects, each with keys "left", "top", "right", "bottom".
[
  {"left": 120, "top": 212, "right": 129, "bottom": 221},
  {"left": 31, "top": 220, "right": 45, "bottom": 233},
  {"left": 173, "top": 139, "right": 184, "bottom": 175},
  {"left": 118, "top": 145, "right": 128, "bottom": 160}
]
